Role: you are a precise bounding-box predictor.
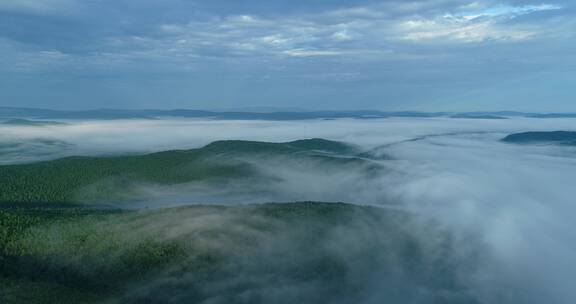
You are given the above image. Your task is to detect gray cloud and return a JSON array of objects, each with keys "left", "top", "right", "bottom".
[{"left": 0, "top": 1, "right": 574, "bottom": 110}]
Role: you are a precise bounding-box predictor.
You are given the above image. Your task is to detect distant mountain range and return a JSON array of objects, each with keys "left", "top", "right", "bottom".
[{"left": 1, "top": 106, "right": 576, "bottom": 120}]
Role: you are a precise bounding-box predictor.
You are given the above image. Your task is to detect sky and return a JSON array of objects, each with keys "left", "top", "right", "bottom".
[{"left": 0, "top": 0, "right": 574, "bottom": 111}]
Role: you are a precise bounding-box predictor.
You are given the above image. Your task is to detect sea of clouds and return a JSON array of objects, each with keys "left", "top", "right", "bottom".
[{"left": 2, "top": 117, "right": 576, "bottom": 303}]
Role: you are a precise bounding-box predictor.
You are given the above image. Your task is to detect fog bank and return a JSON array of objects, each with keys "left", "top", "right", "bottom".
[{"left": 2, "top": 117, "right": 576, "bottom": 303}]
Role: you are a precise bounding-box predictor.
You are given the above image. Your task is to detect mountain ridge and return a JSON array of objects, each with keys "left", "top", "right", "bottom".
[
  {"left": 3, "top": 106, "right": 575, "bottom": 121},
  {"left": 502, "top": 131, "right": 576, "bottom": 145},
  {"left": 0, "top": 138, "right": 372, "bottom": 205}
]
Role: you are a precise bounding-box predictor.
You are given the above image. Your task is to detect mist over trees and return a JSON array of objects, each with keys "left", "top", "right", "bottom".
[{"left": 2, "top": 117, "right": 576, "bottom": 303}]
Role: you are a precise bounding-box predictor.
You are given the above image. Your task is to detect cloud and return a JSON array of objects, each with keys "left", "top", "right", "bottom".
[
  {"left": 8, "top": 0, "right": 552, "bottom": 69},
  {"left": 142, "top": 2, "right": 565, "bottom": 60},
  {"left": 399, "top": 18, "right": 535, "bottom": 43},
  {"left": 397, "top": 3, "right": 563, "bottom": 43},
  {"left": 378, "top": 130, "right": 576, "bottom": 303},
  {"left": 283, "top": 49, "right": 342, "bottom": 57},
  {"left": 458, "top": 3, "right": 562, "bottom": 20},
  {"left": 0, "top": 1, "right": 570, "bottom": 64},
  {"left": 1, "top": 116, "right": 575, "bottom": 164},
  {"left": 0, "top": 1, "right": 573, "bottom": 110}
]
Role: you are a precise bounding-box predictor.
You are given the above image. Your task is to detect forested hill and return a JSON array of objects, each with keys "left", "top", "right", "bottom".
[
  {"left": 0, "top": 202, "right": 470, "bottom": 304},
  {"left": 0, "top": 139, "right": 365, "bottom": 205},
  {"left": 502, "top": 131, "right": 576, "bottom": 145}
]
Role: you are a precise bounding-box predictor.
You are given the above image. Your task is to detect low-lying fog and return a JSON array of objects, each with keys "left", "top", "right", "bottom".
[
  {"left": 0, "top": 117, "right": 574, "bottom": 163},
  {"left": 2, "top": 117, "right": 576, "bottom": 303}
]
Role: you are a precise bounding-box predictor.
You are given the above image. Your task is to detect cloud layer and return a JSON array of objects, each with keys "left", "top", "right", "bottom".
[
  {"left": 2, "top": 116, "right": 576, "bottom": 302},
  {"left": 0, "top": 0, "right": 574, "bottom": 110},
  {"left": 5, "top": 116, "right": 576, "bottom": 302}
]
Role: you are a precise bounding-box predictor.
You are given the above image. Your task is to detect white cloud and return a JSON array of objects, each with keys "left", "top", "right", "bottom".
[
  {"left": 460, "top": 4, "right": 563, "bottom": 20},
  {"left": 233, "top": 15, "right": 257, "bottom": 23},
  {"left": 260, "top": 35, "right": 294, "bottom": 46},
  {"left": 399, "top": 18, "right": 536, "bottom": 43},
  {"left": 331, "top": 30, "right": 356, "bottom": 41},
  {"left": 397, "top": 3, "right": 562, "bottom": 43},
  {"left": 283, "top": 49, "right": 342, "bottom": 57}
]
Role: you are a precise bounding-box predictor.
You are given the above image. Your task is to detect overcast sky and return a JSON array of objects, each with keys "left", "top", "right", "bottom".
[{"left": 0, "top": 0, "right": 574, "bottom": 111}]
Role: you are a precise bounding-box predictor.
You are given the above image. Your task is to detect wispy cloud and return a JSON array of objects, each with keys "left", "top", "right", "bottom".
[
  {"left": 0, "top": 2, "right": 568, "bottom": 68},
  {"left": 397, "top": 3, "right": 563, "bottom": 43},
  {"left": 399, "top": 17, "right": 536, "bottom": 43},
  {"left": 116, "top": 2, "right": 567, "bottom": 62}
]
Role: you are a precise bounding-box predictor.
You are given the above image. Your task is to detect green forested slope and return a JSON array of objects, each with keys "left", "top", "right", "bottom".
[
  {"left": 0, "top": 202, "right": 472, "bottom": 304},
  {"left": 0, "top": 139, "right": 361, "bottom": 205}
]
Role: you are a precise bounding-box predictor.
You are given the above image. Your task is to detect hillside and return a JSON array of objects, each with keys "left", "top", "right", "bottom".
[
  {"left": 502, "top": 131, "right": 576, "bottom": 145},
  {"left": 1, "top": 119, "right": 67, "bottom": 126},
  {"left": 0, "top": 139, "right": 367, "bottom": 205},
  {"left": 0, "top": 202, "right": 474, "bottom": 304}
]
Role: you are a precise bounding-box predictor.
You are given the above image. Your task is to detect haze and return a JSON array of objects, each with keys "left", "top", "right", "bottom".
[{"left": 1, "top": 1, "right": 576, "bottom": 303}]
